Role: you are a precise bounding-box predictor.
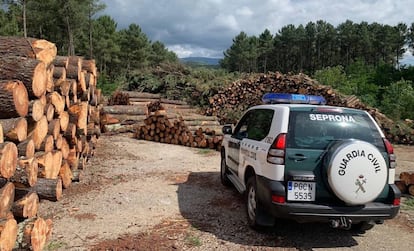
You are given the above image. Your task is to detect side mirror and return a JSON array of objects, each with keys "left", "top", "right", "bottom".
[{"left": 222, "top": 125, "right": 233, "bottom": 135}]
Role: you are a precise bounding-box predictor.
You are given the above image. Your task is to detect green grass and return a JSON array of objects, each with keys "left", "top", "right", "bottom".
[
  {"left": 196, "top": 149, "right": 213, "bottom": 155},
  {"left": 185, "top": 234, "right": 202, "bottom": 247},
  {"left": 45, "top": 241, "right": 67, "bottom": 250},
  {"left": 402, "top": 196, "right": 414, "bottom": 210}
]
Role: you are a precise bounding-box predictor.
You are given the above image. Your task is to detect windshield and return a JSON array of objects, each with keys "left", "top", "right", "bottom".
[{"left": 286, "top": 110, "right": 385, "bottom": 151}]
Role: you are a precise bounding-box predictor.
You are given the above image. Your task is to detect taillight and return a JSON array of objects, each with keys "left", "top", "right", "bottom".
[
  {"left": 393, "top": 198, "right": 401, "bottom": 206},
  {"left": 267, "top": 133, "right": 286, "bottom": 165},
  {"left": 384, "top": 139, "right": 396, "bottom": 169}
]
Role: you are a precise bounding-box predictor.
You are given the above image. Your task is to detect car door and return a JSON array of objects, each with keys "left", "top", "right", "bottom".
[{"left": 227, "top": 110, "right": 253, "bottom": 175}]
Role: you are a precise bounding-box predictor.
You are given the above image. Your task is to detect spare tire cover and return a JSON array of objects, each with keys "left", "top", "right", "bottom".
[{"left": 327, "top": 139, "right": 387, "bottom": 205}]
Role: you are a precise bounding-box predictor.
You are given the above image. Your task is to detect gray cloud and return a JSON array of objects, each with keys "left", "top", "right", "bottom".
[{"left": 101, "top": 0, "right": 414, "bottom": 58}]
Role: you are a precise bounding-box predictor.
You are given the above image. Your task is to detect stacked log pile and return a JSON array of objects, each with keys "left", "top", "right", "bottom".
[
  {"left": 396, "top": 172, "right": 414, "bottom": 196},
  {"left": 134, "top": 113, "right": 223, "bottom": 150},
  {"left": 0, "top": 36, "right": 102, "bottom": 250},
  {"left": 99, "top": 92, "right": 223, "bottom": 149},
  {"left": 205, "top": 72, "right": 414, "bottom": 145}
]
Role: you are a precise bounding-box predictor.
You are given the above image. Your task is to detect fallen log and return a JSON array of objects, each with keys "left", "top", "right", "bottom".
[
  {"left": 0, "top": 80, "right": 29, "bottom": 119},
  {"left": 122, "top": 91, "right": 161, "bottom": 99}
]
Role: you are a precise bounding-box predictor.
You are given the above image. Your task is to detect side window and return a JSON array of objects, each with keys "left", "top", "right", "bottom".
[
  {"left": 233, "top": 109, "right": 274, "bottom": 141},
  {"left": 233, "top": 111, "right": 252, "bottom": 140}
]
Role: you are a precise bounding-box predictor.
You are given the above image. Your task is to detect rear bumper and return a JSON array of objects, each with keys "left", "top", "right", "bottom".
[{"left": 256, "top": 176, "right": 400, "bottom": 223}]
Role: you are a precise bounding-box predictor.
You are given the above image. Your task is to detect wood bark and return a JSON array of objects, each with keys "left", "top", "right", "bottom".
[
  {"left": 0, "top": 80, "right": 29, "bottom": 119},
  {"left": 12, "top": 157, "right": 38, "bottom": 187},
  {"left": 0, "top": 56, "right": 47, "bottom": 98},
  {"left": 0, "top": 142, "right": 17, "bottom": 179},
  {"left": 17, "top": 178, "right": 62, "bottom": 202},
  {"left": 0, "top": 117, "right": 27, "bottom": 143},
  {"left": 52, "top": 56, "right": 68, "bottom": 68}
]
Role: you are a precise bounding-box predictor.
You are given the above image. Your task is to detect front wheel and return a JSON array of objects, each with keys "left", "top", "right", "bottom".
[{"left": 220, "top": 153, "right": 232, "bottom": 187}]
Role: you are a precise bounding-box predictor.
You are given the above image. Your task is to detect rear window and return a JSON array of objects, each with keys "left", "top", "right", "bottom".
[{"left": 286, "top": 110, "right": 385, "bottom": 150}]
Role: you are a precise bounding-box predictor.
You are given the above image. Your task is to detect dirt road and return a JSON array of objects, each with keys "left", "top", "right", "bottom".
[{"left": 39, "top": 134, "right": 414, "bottom": 250}]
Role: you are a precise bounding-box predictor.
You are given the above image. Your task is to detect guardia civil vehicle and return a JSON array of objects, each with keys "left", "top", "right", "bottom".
[{"left": 220, "top": 93, "right": 400, "bottom": 231}]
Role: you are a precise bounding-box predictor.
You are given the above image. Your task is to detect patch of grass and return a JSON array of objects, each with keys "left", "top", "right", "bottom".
[
  {"left": 197, "top": 149, "right": 213, "bottom": 155},
  {"left": 185, "top": 233, "right": 202, "bottom": 247},
  {"left": 402, "top": 197, "right": 414, "bottom": 210},
  {"left": 46, "top": 241, "right": 67, "bottom": 250}
]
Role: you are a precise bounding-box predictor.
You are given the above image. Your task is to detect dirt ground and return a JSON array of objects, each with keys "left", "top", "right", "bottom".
[{"left": 38, "top": 134, "right": 414, "bottom": 251}]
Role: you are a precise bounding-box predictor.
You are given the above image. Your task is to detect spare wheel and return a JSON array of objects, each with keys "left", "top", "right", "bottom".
[{"left": 327, "top": 139, "right": 387, "bottom": 205}]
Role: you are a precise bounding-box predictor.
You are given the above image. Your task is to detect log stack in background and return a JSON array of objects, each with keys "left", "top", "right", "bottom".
[
  {"left": 99, "top": 91, "right": 223, "bottom": 150},
  {"left": 0, "top": 36, "right": 102, "bottom": 251},
  {"left": 396, "top": 172, "right": 414, "bottom": 196},
  {"left": 205, "top": 72, "right": 414, "bottom": 145}
]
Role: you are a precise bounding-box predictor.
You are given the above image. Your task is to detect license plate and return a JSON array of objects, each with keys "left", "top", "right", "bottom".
[{"left": 287, "top": 181, "right": 316, "bottom": 201}]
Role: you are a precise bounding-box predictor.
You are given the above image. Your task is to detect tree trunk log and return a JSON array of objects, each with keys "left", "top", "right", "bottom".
[
  {"left": 47, "top": 91, "right": 65, "bottom": 115},
  {"left": 17, "top": 138, "right": 35, "bottom": 158},
  {"left": 38, "top": 135, "right": 54, "bottom": 153},
  {"left": 0, "top": 218, "right": 17, "bottom": 251},
  {"left": 12, "top": 157, "right": 38, "bottom": 187},
  {"left": 59, "top": 161, "right": 72, "bottom": 189},
  {"left": 0, "top": 182, "right": 15, "bottom": 218},
  {"left": 0, "top": 80, "right": 29, "bottom": 119},
  {"left": 0, "top": 56, "right": 47, "bottom": 98},
  {"left": 0, "top": 36, "right": 57, "bottom": 66},
  {"left": 0, "top": 117, "right": 27, "bottom": 143},
  {"left": 0, "top": 142, "right": 17, "bottom": 179},
  {"left": 102, "top": 105, "right": 148, "bottom": 115},
  {"left": 15, "top": 217, "right": 50, "bottom": 251},
  {"left": 28, "top": 99, "right": 45, "bottom": 122},
  {"left": 12, "top": 191, "right": 39, "bottom": 219},
  {"left": 28, "top": 116, "right": 48, "bottom": 150},
  {"left": 0, "top": 124, "right": 3, "bottom": 144},
  {"left": 19, "top": 178, "right": 62, "bottom": 201}
]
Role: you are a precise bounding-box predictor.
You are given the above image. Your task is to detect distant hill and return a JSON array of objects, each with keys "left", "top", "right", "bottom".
[{"left": 180, "top": 57, "right": 221, "bottom": 66}]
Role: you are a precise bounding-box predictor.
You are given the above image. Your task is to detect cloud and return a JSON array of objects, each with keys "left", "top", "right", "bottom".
[{"left": 101, "top": 0, "right": 414, "bottom": 58}]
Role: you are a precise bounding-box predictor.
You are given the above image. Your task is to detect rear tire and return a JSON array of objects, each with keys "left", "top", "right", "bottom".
[
  {"left": 246, "top": 176, "right": 274, "bottom": 230},
  {"left": 351, "top": 221, "right": 375, "bottom": 233},
  {"left": 220, "top": 152, "right": 232, "bottom": 187}
]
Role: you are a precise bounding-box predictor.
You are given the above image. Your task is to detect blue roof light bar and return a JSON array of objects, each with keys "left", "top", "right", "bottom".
[{"left": 262, "top": 93, "right": 326, "bottom": 105}]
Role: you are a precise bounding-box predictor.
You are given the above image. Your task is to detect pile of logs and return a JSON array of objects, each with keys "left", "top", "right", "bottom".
[
  {"left": 205, "top": 72, "right": 414, "bottom": 145},
  {"left": 134, "top": 113, "right": 223, "bottom": 150},
  {"left": 0, "top": 36, "right": 102, "bottom": 250},
  {"left": 396, "top": 172, "right": 414, "bottom": 196}
]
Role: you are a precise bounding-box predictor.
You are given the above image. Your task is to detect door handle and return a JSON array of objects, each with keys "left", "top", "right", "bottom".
[{"left": 288, "top": 154, "right": 307, "bottom": 161}]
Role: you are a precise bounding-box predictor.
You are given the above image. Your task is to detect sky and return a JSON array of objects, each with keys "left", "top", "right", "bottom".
[{"left": 101, "top": 0, "right": 414, "bottom": 63}]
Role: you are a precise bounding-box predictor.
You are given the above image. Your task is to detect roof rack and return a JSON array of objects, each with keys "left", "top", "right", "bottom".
[{"left": 262, "top": 93, "right": 326, "bottom": 105}]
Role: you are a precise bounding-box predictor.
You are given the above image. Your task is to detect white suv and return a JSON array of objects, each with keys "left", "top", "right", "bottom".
[{"left": 220, "top": 93, "right": 400, "bottom": 231}]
